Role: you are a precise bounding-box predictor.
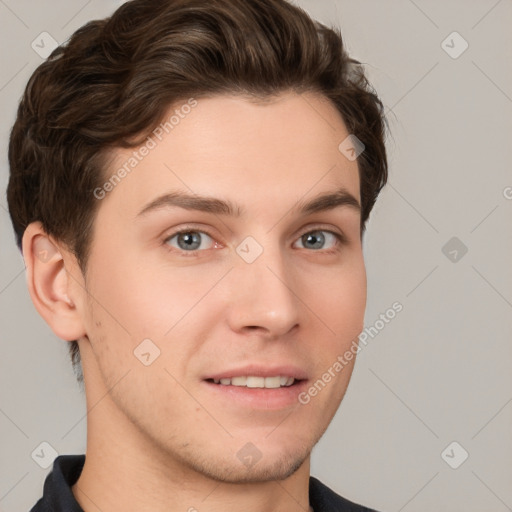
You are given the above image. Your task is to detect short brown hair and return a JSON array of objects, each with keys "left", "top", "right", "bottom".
[{"left": 7, "top": 0, "right": 388, "bottom": 384}]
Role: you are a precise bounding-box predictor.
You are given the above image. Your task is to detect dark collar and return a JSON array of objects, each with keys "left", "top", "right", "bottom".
[{"left": 30, "top": 454, "right": 85, "bottom": 511}]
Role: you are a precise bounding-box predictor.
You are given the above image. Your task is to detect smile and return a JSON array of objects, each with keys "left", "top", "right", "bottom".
[{"left": 209, "top": 376, "right": 295, "bottom": 388}]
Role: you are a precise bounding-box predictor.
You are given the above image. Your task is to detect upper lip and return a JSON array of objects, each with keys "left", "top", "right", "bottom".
[{"left": 204, "top": 364, "right": 308, "bottom": 381}]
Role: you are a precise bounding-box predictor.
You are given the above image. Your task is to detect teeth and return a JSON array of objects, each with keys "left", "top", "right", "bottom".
[
  {"left": 264, "top": 376, "right": 281, "bottom": 388},
  {"left": 212, "top": 376, "right": 296, "bottom": 388},
  {"left": 246, "top": 376, "right": 264, "bottom": 388}
]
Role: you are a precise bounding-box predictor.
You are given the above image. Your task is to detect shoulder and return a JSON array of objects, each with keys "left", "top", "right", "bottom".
[{"left": 309, "top": 476, "right": 382, "bottom": 512}]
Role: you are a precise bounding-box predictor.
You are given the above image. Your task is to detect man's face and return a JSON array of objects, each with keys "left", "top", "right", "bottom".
[{"left": 73, "top": 91, "right": 366, "bottom": 482}]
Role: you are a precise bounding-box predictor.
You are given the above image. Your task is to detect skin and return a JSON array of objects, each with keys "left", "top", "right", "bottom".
[{"left": 23, "top": 91, "right": 366, "bottom": 512}]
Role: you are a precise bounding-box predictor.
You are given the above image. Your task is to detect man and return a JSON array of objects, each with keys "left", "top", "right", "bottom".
[{"left": 7, "top": 0, "right": 388, "bottom": 510}]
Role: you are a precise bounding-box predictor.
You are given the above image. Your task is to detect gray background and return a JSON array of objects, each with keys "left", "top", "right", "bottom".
[{"left": 1, "top": 1, "right": 511, "bottom": 511}]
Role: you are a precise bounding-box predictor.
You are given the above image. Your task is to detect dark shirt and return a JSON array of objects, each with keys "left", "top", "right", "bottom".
[{"left": 30, "top": 454, "right": 380, "bottom": 511}]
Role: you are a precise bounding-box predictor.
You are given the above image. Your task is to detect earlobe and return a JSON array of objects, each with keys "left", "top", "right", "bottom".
[{"left": 22, "top": 222, "right": 86, "bottom": 341}]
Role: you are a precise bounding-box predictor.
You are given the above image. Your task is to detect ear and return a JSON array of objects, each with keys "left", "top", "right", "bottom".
[{"left": 22, "top": 222, "right": 86, "bottom": 342}]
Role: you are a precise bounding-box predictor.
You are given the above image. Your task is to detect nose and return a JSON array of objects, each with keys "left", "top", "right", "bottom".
[{"left": 225, "top": 243, "right": 301, "bottom": 339}]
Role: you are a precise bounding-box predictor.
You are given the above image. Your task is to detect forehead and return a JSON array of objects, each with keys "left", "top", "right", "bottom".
[{"left": 101, "top": 91, "right": 360, "bottom": 219}]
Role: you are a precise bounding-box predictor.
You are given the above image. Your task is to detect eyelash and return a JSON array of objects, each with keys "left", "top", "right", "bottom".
[{"left": 162, "top": 224, "right": 348, "bottom": 258}]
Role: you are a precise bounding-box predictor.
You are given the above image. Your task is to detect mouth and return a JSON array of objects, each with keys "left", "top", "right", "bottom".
[
  {"left": 206, "top": 375, "right": 300, "bottom": 388},
  {"left": 203, "top": 375, "right": 308, "bottom": 410},
  {"left": 202, "top": 364, "right": 309, "bottom": 409}
]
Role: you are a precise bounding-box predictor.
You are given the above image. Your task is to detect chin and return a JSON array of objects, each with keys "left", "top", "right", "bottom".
[{"left": 181, "top": 443, "right": 311, "bottom": 484}]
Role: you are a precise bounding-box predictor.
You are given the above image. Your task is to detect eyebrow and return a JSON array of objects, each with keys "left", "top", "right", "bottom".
[{"left": 136, "top": 187, "right": 361, "bottom": 219}]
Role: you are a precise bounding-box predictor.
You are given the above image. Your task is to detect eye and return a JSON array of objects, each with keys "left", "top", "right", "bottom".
[
  {"left": 293, "top": 229, "right": 345, "bottom": 252},
  {"left": 163, "top": 226, "right": 346, "bottom": 257},
  {"left": 164, "top": 229, "right": 216, "bottom": 254}
]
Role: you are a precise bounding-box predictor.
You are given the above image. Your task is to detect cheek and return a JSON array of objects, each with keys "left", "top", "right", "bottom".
[
  {"left": 313, "top": 257, "right": 367, "bottom": 337},
  {"left": 85, "top": 252, "right": 173, "bottom": 339},
  {"left": 305, "top": 265, "right": 365, "bottom": 411}
]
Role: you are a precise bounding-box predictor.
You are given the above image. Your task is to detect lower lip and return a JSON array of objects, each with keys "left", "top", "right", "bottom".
[{"left": 202, "top": 380, "right": 309, "bottom": 410}]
